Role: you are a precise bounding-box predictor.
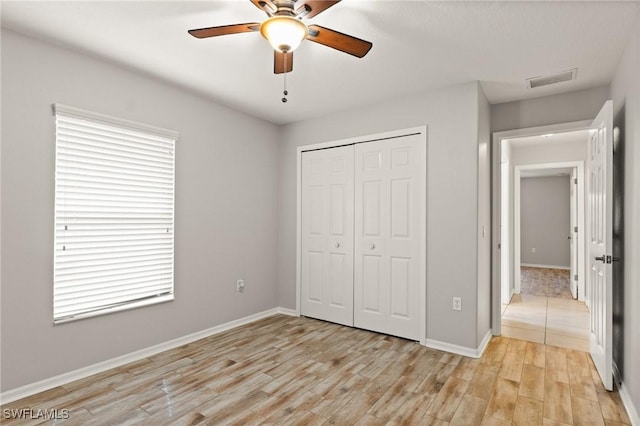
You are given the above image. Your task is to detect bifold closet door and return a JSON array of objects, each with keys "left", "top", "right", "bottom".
[
  {"left": 354, "top": 134, "right": 424, "bottom": 341},
  {"left": 300, "top": 146, "right": 354, "bottom": 326}
]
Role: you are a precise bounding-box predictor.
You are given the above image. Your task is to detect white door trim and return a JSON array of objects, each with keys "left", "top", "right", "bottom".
[
  {"left": 570, "top": 167, "right": 579, "bottom": 299},
  {"left": 513, "top": 161, "right": 585, "bottom": 299},
  {"left": 491, "top": 120, "right": 592, "bottom": 335},
  {"left": 296, "top": 126, "right": 428, "bottom": 345}
]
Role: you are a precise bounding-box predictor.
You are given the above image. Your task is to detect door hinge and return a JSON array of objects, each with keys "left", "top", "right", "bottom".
[
  {"left": 574, "top": 274, "right": 578, "bottom": 281},
  {"left": 574, "top": 178, "right": 578, "bottom": 184},
  {"left": 574, "top": 226, "right": 578, "bottom": 232}
]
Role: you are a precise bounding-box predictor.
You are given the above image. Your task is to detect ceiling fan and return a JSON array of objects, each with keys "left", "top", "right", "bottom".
[{"left": 188, "top": 0, "right": 373, "bottom": 75}]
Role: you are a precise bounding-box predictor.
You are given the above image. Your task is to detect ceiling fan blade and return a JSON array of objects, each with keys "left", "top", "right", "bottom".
[
  {"left": 295, "top": 0, "right": 340, "bottom": 19},
  {"left": 274, "top": 51, "right": 293, "bottom": 74},
  {"left": 188, "top": 23, "right": 260, "bottom": 39},
  {"left": 306, "top": 25, "right": 372, "bottom": 58}
]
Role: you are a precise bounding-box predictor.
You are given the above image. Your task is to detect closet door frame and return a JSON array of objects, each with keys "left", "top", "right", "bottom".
[{"left": 295, "top": 126, "right": 428, "bottom": 346}]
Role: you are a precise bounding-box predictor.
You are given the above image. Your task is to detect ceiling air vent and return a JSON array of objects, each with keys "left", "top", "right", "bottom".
[{"left": 526, "top": 68, "right": 577, "bottom": 89}]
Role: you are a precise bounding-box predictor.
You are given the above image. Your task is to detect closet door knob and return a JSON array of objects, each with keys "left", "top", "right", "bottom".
[
  {"left": 335, "top": 242, "right": 341, "bottom": 248},
  {"left": 369, "top": 243, "right": 376, "bottom": 250}
]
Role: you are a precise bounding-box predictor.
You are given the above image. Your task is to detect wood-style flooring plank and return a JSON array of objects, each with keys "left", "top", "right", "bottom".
[
  {"left": 467, "top": 364, "right": 500, "bottom": 401},
  {"left": 325, "top": 391, "right": 377, "bottom": 425},
  {"left": 524, "top": 341, "right": 547, "bottom": 368},
  {"left": 0, "top": 315, "right": 633, "bottom": 426},
  {"left": 513, "top": 395, "right": 544, "bottom": 425},
  {"left": 367, "top": 376, "right": 421, "bottom": 421},
  {"left": 482, "top": 340, "right": 509, "bottom": 366},
  {"left": 519, "top": 364, "right": 545, "bottom": 401},
  {"left": 452, "top": 356, "right": 481, "bottom": 381},
  {"left": 425, "top": 375, "right": 470, "bottom": 421},
  {"left": 543, "top": 380, "right": 574, "bottom": 424},
  {"left": 414, "top": 361, "right": 458, "bottom": 397},
  {"left": 449, "top": 394, "right": 488, "bottom": 425},
  {"left": 483, "top": 377, "right": 519, "bottom": 421},
  {"left": 545, "top": 346, "right": 570, "bottom": 384},
  {"left": 572, "top": 396, "right": 605, "bottom": 426},
  {"left": 386, "top": 392, "right": 434, "bottom": 425}
]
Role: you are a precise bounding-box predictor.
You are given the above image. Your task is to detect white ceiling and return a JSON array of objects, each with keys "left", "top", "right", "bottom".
[{"left": 1, "top": 1, "right": 639, "bottom": 124}]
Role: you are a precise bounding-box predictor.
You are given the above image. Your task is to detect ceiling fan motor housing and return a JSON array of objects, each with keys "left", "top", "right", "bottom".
[{"left": 259, "top": 0, "right": 299, "bottom": 17}]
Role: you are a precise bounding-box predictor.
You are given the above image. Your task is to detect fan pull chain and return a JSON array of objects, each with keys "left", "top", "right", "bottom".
[{"left": 282, "top": 53, "right": 289, "bottom": 103}]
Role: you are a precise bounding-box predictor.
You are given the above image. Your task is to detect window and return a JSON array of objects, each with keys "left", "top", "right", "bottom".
[{"left": 53, "top": 104, "right": 177, "bottom": 323}]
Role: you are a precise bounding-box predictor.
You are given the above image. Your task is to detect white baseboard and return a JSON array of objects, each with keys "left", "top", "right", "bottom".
[
  {"left": 426, "top": 329, "right": 492, "bottom": 359},
  {"left": 276, "top": 307, "right": 298, "bottom": 317},
  {"left": 613, "top": 362, "right": 640, "bottom": 426},
  {"left": 521, "top": 263, "right": 571, "bottom": 270},
  {"left": 0, "top": 307, "right": 294, "bottom": 405}
]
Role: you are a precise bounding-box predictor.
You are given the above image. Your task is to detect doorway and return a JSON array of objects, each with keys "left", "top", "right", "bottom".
[
  {"left": 492, "top": 124, "right": 592, "bottom": 351},
  {"left": 514, "top": 161, "right": 585, "bottom": 300},
  {"left": 492, "top": 101, "right": 615, "bottom": 389},
  {"left": 505, "top": 160, "right": 589, "bottom": 351}
]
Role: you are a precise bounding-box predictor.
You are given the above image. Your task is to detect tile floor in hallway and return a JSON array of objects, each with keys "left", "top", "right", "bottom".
[
  {"left": 520, "top": 266, "right": 573, "bottom": 299},
  {"left": 502, "top": 267, "right": 590, "bottom": 352}
]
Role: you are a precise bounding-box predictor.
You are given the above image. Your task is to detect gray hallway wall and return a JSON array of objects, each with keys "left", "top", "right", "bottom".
[{"left": 520, "top": 176, "right": 571, "bottom": 268}]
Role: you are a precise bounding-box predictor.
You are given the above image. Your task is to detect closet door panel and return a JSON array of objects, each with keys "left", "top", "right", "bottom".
[
  {"left": 390, "top": 257, "right": 411, "bottom": 318},
  {"left": 301, "top": 146, "right": 354, "bottom": 326},
  {"left": 362, "top": 254, "right": 382, "bottom": 313},
  {"left": 354, "top": 135, "right": 424, "bottom": 340}
]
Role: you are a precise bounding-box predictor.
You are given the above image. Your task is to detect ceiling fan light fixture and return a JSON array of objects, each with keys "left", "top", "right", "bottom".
[{"left": 260, "top": 16, "right": 308, "bottom": 53}]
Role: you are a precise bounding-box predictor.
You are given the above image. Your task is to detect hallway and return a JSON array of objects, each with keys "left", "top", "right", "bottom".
[{"left": 501, "top": 268, "right": 590, "bottom": 352}]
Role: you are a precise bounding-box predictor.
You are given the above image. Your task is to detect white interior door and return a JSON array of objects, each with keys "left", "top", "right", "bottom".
[
  {"left": 301, "top": 146, "right": 354, "bottom": 326},
  {"left": 588, "top": 100, "right": 613, "bottom": 391},
  {"left": 570, "top": 168, "right": 578, "bottom": 299},
  {"left": 354, "top": 134, "right": 425, "bottom": 341}
]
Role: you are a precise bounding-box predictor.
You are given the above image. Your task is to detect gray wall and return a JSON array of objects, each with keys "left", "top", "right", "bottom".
[
  {"left": 511, "top": 138, "right": 587, "bottom": 166},
  {"left": 491, "top": 85, "right": 610, "bottom": 132},
  {"left": 610, "top": 11, "right": 640, "bottom": 420},
  {"left": 520, "top": 176, "right": 571, "bottom": 267},
  {"left": 277, "top": 81, "right": 488, "bottom": 350},
  {"left": 1, "top": 30, "right": 280, "bottom": 391},
  {"left": 477, "top": 86, "right": 491, "bottom": 346}
]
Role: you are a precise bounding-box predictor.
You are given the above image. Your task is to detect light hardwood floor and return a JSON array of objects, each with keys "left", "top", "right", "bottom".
[{"left": 1, "top": 315, "right": 631, "bottom": 425}]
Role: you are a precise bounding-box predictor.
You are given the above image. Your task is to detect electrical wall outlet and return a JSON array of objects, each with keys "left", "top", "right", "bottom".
[
  {"left": 453, "top": 297, "right": 462, "bottom": 311},
  {"left": 236, "top": 279, "right": 245, "bottom": 293}
]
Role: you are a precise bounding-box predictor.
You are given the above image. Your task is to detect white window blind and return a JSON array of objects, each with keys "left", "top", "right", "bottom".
[{"left": 53, "top": 104, "right": 177, "bottom": 323}]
